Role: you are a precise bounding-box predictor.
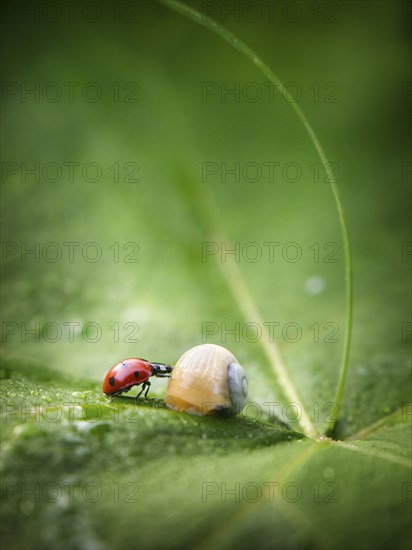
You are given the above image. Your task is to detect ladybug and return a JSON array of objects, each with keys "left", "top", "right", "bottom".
[{"left": 103, "top": 358, "right": 173, "bottom": 400}]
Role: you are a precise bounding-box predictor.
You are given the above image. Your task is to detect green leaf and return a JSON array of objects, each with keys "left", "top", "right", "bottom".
[
  {"left": 1, "top": 366, "right": 411, "bottom": 549},
  {"left": 1, "top": 1, "right": 411, "bottom": 549}
]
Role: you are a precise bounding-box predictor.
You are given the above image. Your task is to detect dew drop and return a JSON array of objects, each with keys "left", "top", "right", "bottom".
[
  {"left": 323, "top": 466, "right": 335, "bottom": 479},
  {"left": 71, "top": 391, "right": 86, "bottom": 400},
  {"left": 305, "top": 276, "right": 326, "bottom": 295}
]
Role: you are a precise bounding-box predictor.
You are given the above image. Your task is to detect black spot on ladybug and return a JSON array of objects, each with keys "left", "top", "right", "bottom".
[
  {"left": 134, "top": 371, "right": 140, "bottom": 378},
  {"left": 121, "top": 362, "right": 128, "bottom": 368},
  {"left": 109, "top": 377, "right": 116, "bottom": 387}
]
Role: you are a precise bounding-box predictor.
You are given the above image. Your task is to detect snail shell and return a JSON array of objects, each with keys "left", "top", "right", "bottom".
[{"left": 165, "top": 344, "right": 248, "bottom": 415}]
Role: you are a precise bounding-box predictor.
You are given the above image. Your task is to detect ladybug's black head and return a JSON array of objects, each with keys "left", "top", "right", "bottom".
[{"left": 151, "top": 363, "right": 173, "bottom": 377}]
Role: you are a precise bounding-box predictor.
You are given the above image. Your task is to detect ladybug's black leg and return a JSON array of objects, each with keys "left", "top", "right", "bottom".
[
  {"left": 135, "top": 381, "right": 151, "bottom": 401},
  {"left": 143, "top": 380, "right": 151, "bottom": 397},
  {"left": 135, "top": 384, "right": 145, "bottom": 400}
]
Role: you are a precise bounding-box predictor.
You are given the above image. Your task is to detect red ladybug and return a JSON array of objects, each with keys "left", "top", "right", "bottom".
[{"left": 103, "top": 358, "right": 173, "bottom": 400}]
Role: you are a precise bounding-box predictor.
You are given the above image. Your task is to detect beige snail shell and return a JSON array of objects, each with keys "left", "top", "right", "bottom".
[{"left": 165, "top": 344, "right": 248, "bottom": 415}]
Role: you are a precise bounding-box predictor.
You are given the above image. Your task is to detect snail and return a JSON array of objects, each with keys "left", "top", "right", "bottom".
[{"left": 165, "top": 344, "right": 248, "bottom": 416}]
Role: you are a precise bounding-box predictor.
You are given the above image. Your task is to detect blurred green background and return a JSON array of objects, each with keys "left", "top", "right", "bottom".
[{"left": 1, "top": 1, "right": 411, "bottom": 549}]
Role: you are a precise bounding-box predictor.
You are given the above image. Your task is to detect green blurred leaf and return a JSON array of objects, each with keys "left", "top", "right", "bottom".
[{"left": 1, "top": 1, "right": 411, "bottom": 548}]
